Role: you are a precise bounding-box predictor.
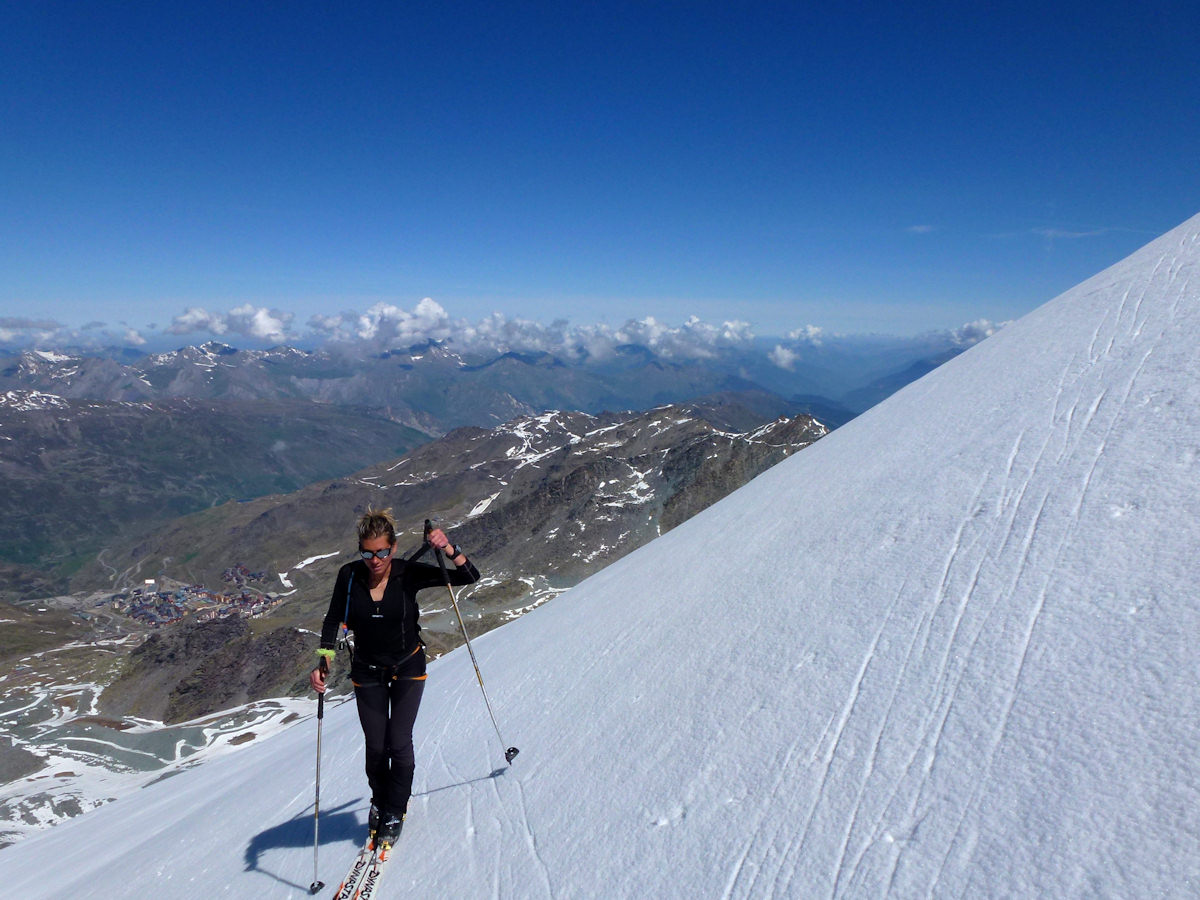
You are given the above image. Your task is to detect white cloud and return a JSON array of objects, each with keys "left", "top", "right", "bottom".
[
  {"left": 0, "top": 316, "right": 151, "bottom": 351},
  {"left": 459, "top": 313, "right": 573, "bottom": 357},
  {"left": 169, "top": 307, "right": 228, "bottom": 335},
  {"left": 767, "top": 324, "right": 825, "bottom": 369},
  {"left": 307, "top": 313, "right": 347, "bottom": 336},
  {"left": 786, "top": 325, "right": 823, "bottom": 345},
  {"left": 170, "top": 299, "right": 452, "bottom": 351},
  {"left": 317, "top": 302, "right": 757, "bottom": 362},
  {"left": 354, "top": 298, "right": 452, "bottom": 346},
  {"left": 1033, "top": 227, "right": 1108, "bottom": 240},
  {"left": 227, "top": 305, "right": 293, "bottom": 343},
  {"left": 0, "top": 316, "right": 71, "bottom": 348},
  {"left": 151, "top": 297, "right": 764, "bottom": 362},
  {"left": 769, "top": 345, "right": 798, "bottom": 370},
  {"left": 906, "top": 225, "right": 936, "bottom": 234},
  {"left": 2, "top": 298, "right": 1017, "bottom": 369},
  {"left": 608, "top": 315, "right": 754, "bottom": 359},
  {"left": 0, "top": 316, "right": 62, "bottom": 345},
  {"left": 168, "top": 305, "right": 294, "bottom": 343},
  {"left": 949, "top": 319, "right": 1009, "bottom": 346}
]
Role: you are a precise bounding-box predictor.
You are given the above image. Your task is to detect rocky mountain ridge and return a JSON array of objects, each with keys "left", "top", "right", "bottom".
[{"left": 87, "top": 402, "right": 827, "bottom": 721}]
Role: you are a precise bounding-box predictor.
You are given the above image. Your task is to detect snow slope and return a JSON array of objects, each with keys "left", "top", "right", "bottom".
[{"left": 2, "top": 214, "right": 1199, "bottom": 897}]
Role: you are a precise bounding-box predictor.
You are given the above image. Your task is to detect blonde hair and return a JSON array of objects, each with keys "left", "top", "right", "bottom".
[{"left": 357, "top": 507, "right": 397, "bottom": 545}]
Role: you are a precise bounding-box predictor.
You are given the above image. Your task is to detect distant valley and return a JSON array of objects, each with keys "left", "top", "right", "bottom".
[{"left": 0, "top": 392, "right": 427, "bottom": 579}]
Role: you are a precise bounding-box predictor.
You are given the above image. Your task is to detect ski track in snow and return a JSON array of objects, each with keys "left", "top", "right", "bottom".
[{"left": 716, "top": 239, "right": 1196, "bottom": 899}]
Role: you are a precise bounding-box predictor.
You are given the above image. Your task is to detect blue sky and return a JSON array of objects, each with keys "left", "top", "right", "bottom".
[{"left": 2, "top": 1, "right": 1198, "bottom": 349}]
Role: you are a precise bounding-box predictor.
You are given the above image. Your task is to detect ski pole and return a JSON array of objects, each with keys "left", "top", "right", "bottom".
[
  {"left": 425, "top": 520, "right": 519, "bottom": 765},
  {"left": 309, "top": 659, "right": 328, "bottom": 895}
]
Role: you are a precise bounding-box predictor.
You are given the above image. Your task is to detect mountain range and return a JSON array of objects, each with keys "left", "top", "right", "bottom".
[
  {"left": 1, "top": 327, "right": 987, "bottom": 432},
  {"left": 0, "top": 329, "right": 981, "bottom": 590}
]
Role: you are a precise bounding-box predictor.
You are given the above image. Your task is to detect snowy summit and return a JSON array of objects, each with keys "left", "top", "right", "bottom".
[{"left": 3, "top": 214, "right": 1199, "bottom": 896}]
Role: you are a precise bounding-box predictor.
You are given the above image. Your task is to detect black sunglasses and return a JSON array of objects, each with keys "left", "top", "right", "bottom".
[{"left": 359, "top": 547, "right": 394, "bottom": 560}]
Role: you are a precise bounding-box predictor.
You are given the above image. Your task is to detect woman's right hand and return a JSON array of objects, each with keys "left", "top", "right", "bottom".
[{"left": 310, "top": 665, "right": 327, "bottom": 694}]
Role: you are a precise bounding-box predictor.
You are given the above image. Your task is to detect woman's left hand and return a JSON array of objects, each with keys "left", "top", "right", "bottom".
[{"left": 428, "top": 527, "right": 452, "bottom": 552}]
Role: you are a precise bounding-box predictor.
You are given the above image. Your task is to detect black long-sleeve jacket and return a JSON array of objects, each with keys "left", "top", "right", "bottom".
[{"left": 320, "top": 555, "right": 481, "bottom": 667}]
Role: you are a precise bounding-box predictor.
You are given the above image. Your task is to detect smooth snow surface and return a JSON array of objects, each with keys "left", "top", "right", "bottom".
[{"left": 3, "top": 215, "right": 1199, "bottom": 896}]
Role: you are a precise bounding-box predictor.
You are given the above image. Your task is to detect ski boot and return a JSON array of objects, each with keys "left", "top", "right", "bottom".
[
  {"left": 376, "top": 813, "right": 404, "bottom": 856},
  {"left": 367, "top": 801, "right": 381, "bottom": 841}
]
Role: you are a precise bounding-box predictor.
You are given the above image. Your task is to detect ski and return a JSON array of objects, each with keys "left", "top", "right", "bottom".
[
  {"left": 354, "top": 842, "right": 395, "bottom": 900},
  {"left": 330, "top": 840, "right": 375, "bottom": 900}
]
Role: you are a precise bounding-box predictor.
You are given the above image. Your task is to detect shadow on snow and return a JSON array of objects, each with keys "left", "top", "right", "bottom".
[
  {"left": 244, "top": 799, "right": 362, "bottom": 891},
  {"left": 241, "top": 767, "right": 509, "bottom": 890},
  {"left": 415, "top": 767, "right": 509, "bottom": 799}
]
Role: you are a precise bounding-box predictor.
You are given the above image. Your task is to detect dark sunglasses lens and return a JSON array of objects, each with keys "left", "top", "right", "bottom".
[{"left": 359, "top": 547, "right": 393, "bottom": 560}]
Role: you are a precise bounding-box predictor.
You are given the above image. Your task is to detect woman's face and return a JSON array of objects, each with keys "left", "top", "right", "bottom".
[{"left": 360, "top": 534, "right": 395, "bottom": 579}]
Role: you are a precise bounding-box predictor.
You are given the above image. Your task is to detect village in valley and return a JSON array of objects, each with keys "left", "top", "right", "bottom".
[{"left": 104, "top": 564, "right": 284, "bottom": 627}]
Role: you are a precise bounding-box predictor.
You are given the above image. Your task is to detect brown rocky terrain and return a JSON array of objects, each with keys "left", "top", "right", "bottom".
[{"left": 88, "top": 402, "right": 827, "bottom": 721}]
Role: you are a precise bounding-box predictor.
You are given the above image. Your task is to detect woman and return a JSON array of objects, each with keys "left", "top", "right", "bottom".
[{"left": 310, "top": 507, "right": 480, "bottom": 849}]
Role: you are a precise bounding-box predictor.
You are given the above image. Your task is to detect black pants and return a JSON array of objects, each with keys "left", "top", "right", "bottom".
[{"left": 354, "top": 675, "right": 425, "bottom": 818}]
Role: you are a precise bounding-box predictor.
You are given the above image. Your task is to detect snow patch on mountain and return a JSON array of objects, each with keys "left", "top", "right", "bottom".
[
  {"left": 469, "top": 492, "right": 502, "bottom": 517},
  {"left": 292, "top": 552, "right": 339, "bottom": 571},
  {"left": 0, "top": 390, "right": 69, "bottom": 411},
  {"left": 31, "top": 350, "right": 75, "bottom": 364}
]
